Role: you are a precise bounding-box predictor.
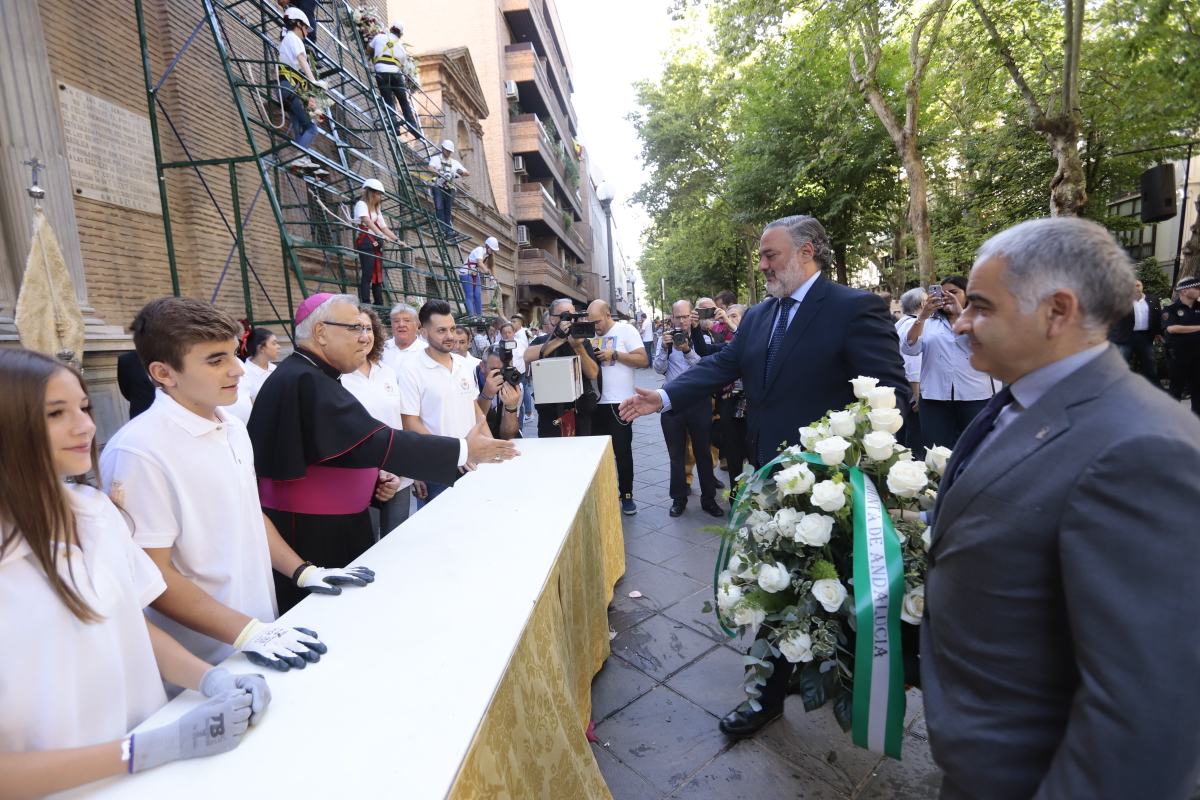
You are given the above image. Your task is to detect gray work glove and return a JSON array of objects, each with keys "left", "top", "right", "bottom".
[
  {"left": 200, "top": 667, "right": 271, "bottom": 725},
  {"left": 234, "top": 619, "right": 327, "bottom": 671},
  {"left": 296, "top": 564, "right": 376, "bottom": 595},
  {"left": 129, "top": 691, "right": 252, "bottom": 773}
]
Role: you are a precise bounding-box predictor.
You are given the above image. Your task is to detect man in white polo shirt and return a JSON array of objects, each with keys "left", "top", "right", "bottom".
[
  {"left": 101, "top": 298, "right": 375, "bottom": 672},
  {"left": 380, "top": 302, "right": 426, "bottom": 374},
  {"left": 397, "top": 299, "right": 491, "bottom": 506},
  {"left": 586, "top": 299, "right": 649, "bottom": 515}
]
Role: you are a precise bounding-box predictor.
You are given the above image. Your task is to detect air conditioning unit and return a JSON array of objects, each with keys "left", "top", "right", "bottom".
[
  {"left": 516, "top": 224, "right": 530, "bottom": 246},
  {"left": 512, "top": 155, "right": 526, "bottom": 174},
  {"left": 504, "top": 80, "right": 519, "bottom": 100}
]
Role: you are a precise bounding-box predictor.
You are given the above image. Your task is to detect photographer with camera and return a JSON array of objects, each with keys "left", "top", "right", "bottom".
[
  {"left": 478, "top": 346, "right": 524, "bottom": 440},
  {"left": 525, "top": 298, "right": 601, "bottom": 438},
  {"left": 653, "top": 300, "right": 724, "bottom": 518},
  {"left": 586, "top": 300, "right": 649, "bottom": 515}
]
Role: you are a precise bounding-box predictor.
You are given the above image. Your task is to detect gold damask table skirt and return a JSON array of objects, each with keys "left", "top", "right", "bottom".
[{"left": 449, "top": 441, "right": 625, "bottom": 799}]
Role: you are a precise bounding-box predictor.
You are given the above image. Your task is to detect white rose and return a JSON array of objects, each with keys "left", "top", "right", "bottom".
[
  {"left": 867, "top": 407, "right": 904, "bottom": 434},
  {"left": 728, "top": 551, "right": 756, "bottom": 580},
  {"left": 862, "top": 430, "right": 897, "bottom": 461},
  {"left": 813, "top": 435, "right": 851, "bottom": 466},
  {"left": 865, "top": 386, "right": 897, "bottom": 410},
  {"left": 757, "top": 562, "right": 792, "bottom": 593},
  {"left": 716, "top": 582, "right": 743, "bottom": 612},
  {"left": 773, "top": 507, "right": 803, "bottom": 539},
  {"left": 798, "top": 426, "right": 821, "bottom": 450},
  {"left": 747, "top": 509, "right": 772, "bottom": 527},
  {"left": 717, "top": 569, "right": 733, "bottom": 587},
  {"left": 810, "top": 479, "right": 847, "bottom": 513},
  {"left": 795, "top": 513, "right": 834, "bottom": 547},
  {"left": 850, "top": 375, "right": 879, "bottom": 399},
  {"left": 779, "top": 631, "right": 815, "bottom": 663},
  {"left": 900, "top": 585, "right": 925, "bottom": 624},
  {"left": 752, "top": 520, "right": 778, "bottom": 545},
  {"left": 921, "top": 527, "right": 932, "bottom": 551},
  {"left": 774, "top": 462, "right": 815, "bottom": 496},
  {"left": 887, "top": 459, "right": 929, "bottom": 498},
  {"left": 811, "top": 578, "right": 848, "bottom": 613},
  {"left": 828, "top": 410, "right": 857, "bottom": 437},
  {"left": 925, "top": 445, "right": 952, "bottom": 476},
  {"left": 732, "top": 601, "right": 766, "bottom": 629}
]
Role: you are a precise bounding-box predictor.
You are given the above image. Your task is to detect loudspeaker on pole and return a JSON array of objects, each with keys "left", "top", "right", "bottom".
[{"left": 1140, "top": 163, "right": 1177, "bottom": 223}]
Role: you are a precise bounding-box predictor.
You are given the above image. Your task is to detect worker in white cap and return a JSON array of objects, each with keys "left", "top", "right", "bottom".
[
  {"left": 461, "top": 236, "right": 500, "bottom": 315},
  {"left": 354, "top": 178, "right": 403, "bottom": 306},
  {"left": 369, "top": 21, "right": 419, "bottom": 135},
  {"left": 428, "top": 140, "right": 470, "bottom": 236},
  {"left": 277, "top": 7, "right": 325, "bottom": 172}
]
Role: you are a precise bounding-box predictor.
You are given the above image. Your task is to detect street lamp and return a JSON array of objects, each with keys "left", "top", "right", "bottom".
[{"left": 596, "top": 181, "right": 615, "bottom": 308}]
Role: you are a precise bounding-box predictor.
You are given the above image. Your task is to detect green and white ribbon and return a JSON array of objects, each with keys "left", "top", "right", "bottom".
[
  {"left": 713, "top": 451, "right": 906, "bottom": 759},
  {"left": 847, "top": 467, "right": 906, "bottom": 759}
]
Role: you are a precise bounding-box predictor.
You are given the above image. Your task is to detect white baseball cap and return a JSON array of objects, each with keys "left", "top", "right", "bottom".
[
  {"left": 441, "top": 139, "right": 455, "bottom": 153},
  {"left": 283, "top": 7, "right": 311, "bottom": 26},
  {"left": 485, "top": 236, "right": 499, "bottom": 252},
  {"left": 390, "top": 20, "right": 404, "bottom": 35},
  {"left": 362, "top": 178, "right": 384, "bottom": 192}
]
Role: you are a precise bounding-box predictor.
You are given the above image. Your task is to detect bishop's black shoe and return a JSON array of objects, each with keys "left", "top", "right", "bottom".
[
  {"left": 718, "top": 701, "right": 783, "bottom": 737},
  {"left": 669, "top": 500, "right": 686, "bottom": 517},
  {"left": 701, "top": 499, "right": 725, "bottom": 518}
]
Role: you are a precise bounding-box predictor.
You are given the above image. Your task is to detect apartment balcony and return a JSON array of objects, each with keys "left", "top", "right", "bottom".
[
  {"left": 501, "top": 0, "right": 577, "bottom": 133},
  {"left": 516, "top": 247, "right": 586, "bottom": 302},
  {"left": 509, "top": 113, "right": 582, "bottom": 220},
  {"left": 512, "top": 183, "right": 588, "bottom": 262},
  {"left": 505, "top": 43, "right": 574, "bottom": 159}
]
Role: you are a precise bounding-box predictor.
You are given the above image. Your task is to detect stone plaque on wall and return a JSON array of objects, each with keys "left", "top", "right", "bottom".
[{"left": 57, "top": 83, "right": 162, "bottom": 215}]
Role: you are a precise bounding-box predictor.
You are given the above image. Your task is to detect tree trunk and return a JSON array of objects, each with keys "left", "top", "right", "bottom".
[
  {"left": 1181, "top": 194, "right": 1200, "bottom": 280},
  {"left": 1044, "top": 125, "right": 1087, "bottom": 216},
  {"left": 834, "top": 241, "right": 848, "bottom": 285},
  {"left": 903, "top": 146, "right": 936, "bottom": 284}
]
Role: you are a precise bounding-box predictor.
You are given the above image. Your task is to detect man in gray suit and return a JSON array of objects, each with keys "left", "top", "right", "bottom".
[{"left": 922, "top": 217, "right": 1200, "bottom": 799}]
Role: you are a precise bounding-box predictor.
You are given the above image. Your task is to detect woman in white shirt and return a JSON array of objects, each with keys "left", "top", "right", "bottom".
[
  {"left": 354, "top": 178, "right": 402, "bottom": 306},
  {"left": 901, "top": 275, "right": 998, "bottom": 451},
  {"left": 241, "top": 327, "right": 280, "bottom": 401},
  {"left": 0, "top": 349, "right": 270, "bottom": 796},
  {"left": 277, "top": 8, "right": 321, "bottom": 166},
  {"left": 341, "top": 308, "right": 417, "bottom": 536}
]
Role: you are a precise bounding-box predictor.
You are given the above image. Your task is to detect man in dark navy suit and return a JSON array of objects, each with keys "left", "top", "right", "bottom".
[{"left": 620, "top": 214, "right": 909, "bottom": 737}]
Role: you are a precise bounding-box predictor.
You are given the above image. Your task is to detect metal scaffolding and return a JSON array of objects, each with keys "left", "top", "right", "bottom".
[{"left": 134, "top": 0, "right": 471, "bottom": 336}]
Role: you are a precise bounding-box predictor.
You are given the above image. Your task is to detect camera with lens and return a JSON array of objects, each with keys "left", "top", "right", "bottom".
[
  {"left": 555, "top": 311, "right": 596, "bottom": 339},
  {"left": 497, "top": 340, "right": 523, "bottom": 387},
  {"left": 669, "top": 328, "right": 689, "bottom": 347},
  {"left": 697, "top": 306, "right": 717, "bottom": 320}
]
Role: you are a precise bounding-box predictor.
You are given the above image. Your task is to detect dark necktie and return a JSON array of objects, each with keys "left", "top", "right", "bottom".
[
  {"left": 757, "top": 296, "right": 797, "bottom": 465},
  {"left": 763, "top": 296, "right": 796, "bottom": 384},
  {"left": 939, "top": 385, "right": 1013, "bottom": 496}
]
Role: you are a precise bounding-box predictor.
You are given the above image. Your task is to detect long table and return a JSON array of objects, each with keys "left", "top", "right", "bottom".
[{"left": 69, "top": 437, "right": 624, "bottom": 798}]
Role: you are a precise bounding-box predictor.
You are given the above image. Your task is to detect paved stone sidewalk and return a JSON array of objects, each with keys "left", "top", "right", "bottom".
[{"left": 581, "top": 369, "right": 942, "bottom": 799}]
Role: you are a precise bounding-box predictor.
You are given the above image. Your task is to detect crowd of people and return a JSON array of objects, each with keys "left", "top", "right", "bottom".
[{"left": 4, "top": 210, "right": 1200, "bottom": 797}]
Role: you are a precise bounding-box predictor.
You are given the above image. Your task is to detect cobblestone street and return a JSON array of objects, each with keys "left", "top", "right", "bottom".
[{"left": 578, "top": 369, "right": 943, "bottom": 799}]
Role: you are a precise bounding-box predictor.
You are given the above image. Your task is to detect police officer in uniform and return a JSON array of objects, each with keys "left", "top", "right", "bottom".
[{"left": 1161, "top": 276, "right": 1200, "bottom": 415}]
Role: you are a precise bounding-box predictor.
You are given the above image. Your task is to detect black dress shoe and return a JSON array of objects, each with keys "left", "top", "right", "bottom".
[
  {"left": 701, "top": 500, "right": 725, "bottom": 518},
  {"left": 718, "top": 702, "right": 783, "bottom": 737},
  {"left": 669, "top": 501, "right": 686, "bottom": 517}
]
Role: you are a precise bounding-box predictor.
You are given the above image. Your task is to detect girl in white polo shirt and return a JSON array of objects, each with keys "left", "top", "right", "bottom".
[{"left": 0, "top": 349, "right": 269, "bottom": 796}]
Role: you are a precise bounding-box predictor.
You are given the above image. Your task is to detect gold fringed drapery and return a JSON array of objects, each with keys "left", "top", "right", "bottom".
[
  {"left": 449, "top": 441, "right": 625, "bottom": 799},
  {"left": 15, "top": 207, "right": 85, "bottom": 363}
]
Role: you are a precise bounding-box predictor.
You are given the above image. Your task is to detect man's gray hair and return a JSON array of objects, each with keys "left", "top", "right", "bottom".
[
  {"left": 764, "top": 215, "right": 832, "bottom": 271},
  {"left": 549, "top": 297, "right": 574, "bottom": 315},
  {"left": 899, "top": 287, "right": 926, "bottom": 316},
  {"left": 296, "top": 294, "right": 358, "bottom": 341},
  {"left": 727, "top": 303, "right": 747, "bottom": 316},
  {"left": 389, "top": 303, "right": 418, "bottom": 321},
  {"left": 974, "top": 217, "right": 1135, "bottom": 332}
]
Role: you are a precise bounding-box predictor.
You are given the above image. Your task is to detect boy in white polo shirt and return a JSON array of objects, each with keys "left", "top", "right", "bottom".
[
  {"left": 397, "top": 299, "right": 490, "bottom": 506},
  {"left": 101, "top": 298, "right": 375, "bottom": 672}
]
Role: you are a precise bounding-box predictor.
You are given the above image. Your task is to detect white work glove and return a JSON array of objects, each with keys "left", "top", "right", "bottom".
[
  {"left": 129, "top": 691, "right": 252, "bottom": 773},
  {"left": 234, "top": 619, "right": 326, "bottom": 671},
  {"left": 295, "top": 563, "right": 376, "bottom": 595},
  {"left": 200, "top": 667, "right": 271, "bottom": 726},
  {"left": 315, "top": 78, "right": 329, "bottom": 90}
]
